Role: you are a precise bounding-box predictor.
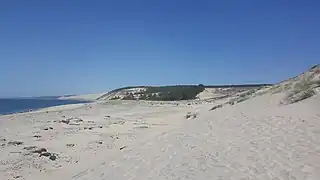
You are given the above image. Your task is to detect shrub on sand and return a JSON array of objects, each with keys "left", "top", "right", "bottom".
[
  {"left": 185, "top": 112, "right": 197, "bottom": 119},
  {"left": 284, "top": 88, "right": 316, "bottom": 104},
  {"left": 210, "top": 104, "right": 223, "bottom": 111}
]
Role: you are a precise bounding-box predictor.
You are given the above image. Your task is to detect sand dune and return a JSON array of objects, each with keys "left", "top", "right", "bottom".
[
  {"left": 58, "top": 93, "right": 106, "bottom": 101},
  {"left": 0, "top": 65, "right": 319, "bottom": 180}
]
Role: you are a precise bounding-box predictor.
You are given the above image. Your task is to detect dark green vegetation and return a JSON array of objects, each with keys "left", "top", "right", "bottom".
[{"left": 138, "top": 85, "right": 205, "bottom": 101}]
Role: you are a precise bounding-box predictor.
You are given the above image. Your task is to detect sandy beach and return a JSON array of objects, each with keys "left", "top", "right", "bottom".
[
  {"left": 1, "top": 89, "right": 320, "bottom": 180},
  {"left": 2, "top": 1, "right": 320, "bottom": 179}
]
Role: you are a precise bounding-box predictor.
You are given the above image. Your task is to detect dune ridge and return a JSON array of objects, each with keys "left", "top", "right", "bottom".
[{"left": 0, "top": 65, "right": 319, "bottom": 180}]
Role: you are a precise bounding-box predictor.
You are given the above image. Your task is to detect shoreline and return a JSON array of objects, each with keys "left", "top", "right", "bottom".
[{"left": 0, "top": 98, "right": 92, "bottom": 116}]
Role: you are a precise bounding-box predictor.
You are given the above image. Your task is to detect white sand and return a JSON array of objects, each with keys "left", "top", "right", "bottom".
[
  {"left": 58, "top": 93, "right": 106, "bottom": 101},
  {"left": 1, "top": 92, "right": 320, "bottom": 180},
  {"left": 98, "top": 88, "right": 147, "bottom": 100}
]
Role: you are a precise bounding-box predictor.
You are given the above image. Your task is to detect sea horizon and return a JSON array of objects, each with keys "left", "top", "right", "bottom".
[{"left": 0, "top": 98, "right": 89, "bottom": 115}]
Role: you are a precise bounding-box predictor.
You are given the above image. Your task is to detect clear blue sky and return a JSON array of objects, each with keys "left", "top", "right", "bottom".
[{"left": 0, "top": 0, "right": 319, "bottom": 97}]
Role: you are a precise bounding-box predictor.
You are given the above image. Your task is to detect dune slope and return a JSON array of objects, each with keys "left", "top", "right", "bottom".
[{"left": 0, "top": 65, "right": 319, "bottom": 180}]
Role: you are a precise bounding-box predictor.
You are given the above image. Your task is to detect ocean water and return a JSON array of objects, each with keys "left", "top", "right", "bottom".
[{"left": 0, "top": 98, "right": 89, "bottom": 115}]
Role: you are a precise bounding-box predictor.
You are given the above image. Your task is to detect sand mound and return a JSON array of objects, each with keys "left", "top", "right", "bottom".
[{"left": 1, "top": 65, "right": 319, "bottom": 180}]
